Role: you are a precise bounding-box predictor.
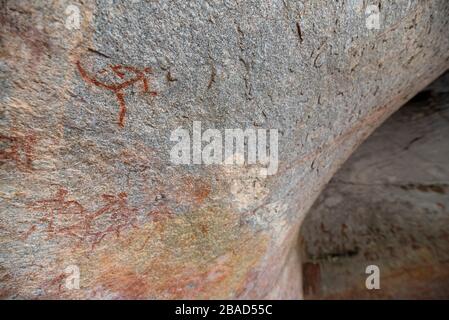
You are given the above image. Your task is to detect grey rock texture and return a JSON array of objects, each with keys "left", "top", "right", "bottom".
[
  {"left": 1, "top": 0, "right": 449, "bottom": 298},
  {"left": 301, "top": 72, "right": 449, "bottom": 299}
]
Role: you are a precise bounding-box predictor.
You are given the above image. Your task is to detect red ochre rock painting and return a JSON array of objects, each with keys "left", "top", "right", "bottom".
[
  {"left": 76, "top": 61, "right": 157, "bottom": 127},
  {"left": 0, "top": 132, "right": 36, "bottom": 170},
  {"left": 26, "top": 189, "right": 139, "bottom": 249}
]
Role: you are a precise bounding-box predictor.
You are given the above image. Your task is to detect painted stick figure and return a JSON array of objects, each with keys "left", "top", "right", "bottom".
[
  {"left": 76, "top": 61, "right": 157, "bottom": 127},
  {"left": 27, "top": 188, "right": 86, "bottom": 240},
  {"left": 85, "top": 192, "right": 138, "bottom": 248},
  {"left": 27, "top": 189, "right": 138, "bottom": 248}
]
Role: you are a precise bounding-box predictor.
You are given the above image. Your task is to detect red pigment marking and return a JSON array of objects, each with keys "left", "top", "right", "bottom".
[
  {"left": 87, "top": 192, "right": 138, "bottom": 249},
  {"left": 28, "top": 188, "right": 87, "bottom": 241},
  {"left": 76, "top": 61, "right": 157, "bottom": 127},
  {"left": 27, "top": 189, "right": 138, "bottom": 248},
  {"left": 47, "top": 273, "right": 66, "bottom": 292},
  {"left": 22, "top": 225, "right": 36, "bottom": 240},
  {"left": 0, "top": 133, "right": 36, "bottom": 170},
  {"left": 146, "top": 206, "right": 173, "bottom": 222}
]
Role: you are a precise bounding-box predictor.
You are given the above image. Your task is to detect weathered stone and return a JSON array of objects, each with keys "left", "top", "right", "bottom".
[
  {"left": 1, "top": 0, "right": 448, "bottom": 299},
  {"left": 301, "top": 72, "right": 449, "bottom": 299}
]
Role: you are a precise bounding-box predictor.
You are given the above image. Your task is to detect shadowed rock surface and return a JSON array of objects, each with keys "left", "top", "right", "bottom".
[{"left": 301, "top": 72, "right": 449, "bottom": 299}]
